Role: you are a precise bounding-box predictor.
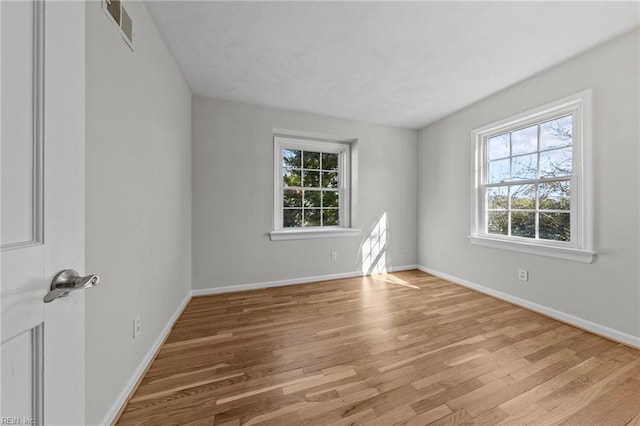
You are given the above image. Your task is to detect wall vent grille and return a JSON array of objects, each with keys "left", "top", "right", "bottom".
[{"left": 102, "top": 0, "right": 133, "bottom": 50}]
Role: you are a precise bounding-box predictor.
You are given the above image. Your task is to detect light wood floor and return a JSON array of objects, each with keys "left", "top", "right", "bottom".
[{"left": 117, "top": 270, "right": 640, "bottom": 425}]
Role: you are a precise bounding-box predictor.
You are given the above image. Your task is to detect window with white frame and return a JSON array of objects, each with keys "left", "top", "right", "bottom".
[
  {"left": 271, "top": 135, "right": 358, "bottom": 240},
  {"left": 470, "top": 91, "right": 594, "bottom": 262}
]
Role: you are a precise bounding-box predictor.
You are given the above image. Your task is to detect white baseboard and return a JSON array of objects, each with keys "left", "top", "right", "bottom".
[
  {"left": 417, "top": 265, "right": 640, "bottom": 349},
  {"left": 386, "top": 264, "right": 418, "bottom": 273},
  {"left": 101, "top": 292, "right": 192, "bottom": 425},
  {"left": 191, "top": 264, "right": 418, "bottom": 296}
]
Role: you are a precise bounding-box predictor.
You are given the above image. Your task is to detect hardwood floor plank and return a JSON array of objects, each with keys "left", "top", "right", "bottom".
[
  {"left": 131, "top": 372, "right": 245, "bottom": 403},
  {"left": 627, "top": 412, "right": 640, "bottom": 426},
  {"left": 535, "top": 356, "right": 631, "bottom": 412},
  {"left": 462, "top": 354, "right": 584, "bottom": 417},
  {"left": 363, "top": 405, "right": 415, "bottom": 425},
  {"left": 397, "top": 404, "right": 452, "bottom": 426},
  {"left": 326, "top": 408, "right": 378, "bottom": 426},
  {"left": 116, "top": 271, "right": 640, "bottom": 425},
  {"left": 470, "top": 406, "right": 510, "bottom": 425},
  {"left": 495, "top": 404, "right": 550, "bottom": 425},
  {"left": 528, "top": 361, "right": 640, "bottom": 425},
  {"left": 559, "top": 378, "right": 640, "bottom": 426},
  {"left": 426, "top": 409, "right": 474, "bottom": 426},
  {"left": 499, "top": 356, "right": 602, "bottom": 415},
  {"left": 297, "top": 388, "right": 380, "bottom": 422},
  {"left": 214, "top": 367, "right": 356, "bottom": 405}
]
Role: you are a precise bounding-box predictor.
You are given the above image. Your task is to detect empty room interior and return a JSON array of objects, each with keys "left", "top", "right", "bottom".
[{"left": 2, "top": 1, "right": 640, "bottom": 425}]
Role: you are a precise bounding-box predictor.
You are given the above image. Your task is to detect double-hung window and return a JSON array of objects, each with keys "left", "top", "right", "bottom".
[
  {"left": 470, "top": 91, "right": 594, "bottom": 262},
  {"left": 270, "top": 135, "right": 359, "bottom": 240}
]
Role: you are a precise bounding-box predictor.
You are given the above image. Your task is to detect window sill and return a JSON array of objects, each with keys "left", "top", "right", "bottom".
[
  {"left": 468, "top": 235, "right": 595, "bottom": 263},
  {"left": 270, "top": 228, "right": 361, "bottom": 241}
]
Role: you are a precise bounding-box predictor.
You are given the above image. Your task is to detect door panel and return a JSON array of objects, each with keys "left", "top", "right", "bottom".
[
  {"left": 1, "top": 2, "right": 45, "bottom": 422},
  {"left": 1, "top": 1, "right": 86, "bottom": 424},
  {"left": 1, "top": 0, "right": 45, "bottom": 342},
  {"left": 1, "top": 332, "right": 33, "bottom": 420},
  {"left": 1, "top": 251, "right": 43, "bottom": 342},
  {"left": 1, "top": 0, "right": 41, "bottom": 248}
]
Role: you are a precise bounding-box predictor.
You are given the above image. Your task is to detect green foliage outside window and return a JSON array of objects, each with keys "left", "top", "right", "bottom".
[{"left": 282, "top": 149, "right": 340, "bottom": 228}]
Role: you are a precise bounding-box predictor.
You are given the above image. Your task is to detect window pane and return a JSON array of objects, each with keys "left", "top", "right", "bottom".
[
  {"left": 323, "top": 209, "right": 339, "bottom": 226},
  {"left": 512, "top": 154, "right": 537, "bottom": 180},
  {"left": 511, "top": 211, "right": 535, "bottom": 238},
  {"left": 323, "top": 191, "right": 339, "bottom": 208},
  {"left": 511, "top": 184, "right": 535, "bottom": 209},
  {"left": 487, "top": 186, "right": 508, "bottom": 209},
  {"left": 304, "top": 209, "right": 321, "bottom": 226},
  {"left": 540, "top": 147, "right": 572, "bottom": 178},
  {"left": 540, "top": 115, "right": 572, "bottom": 151},
  {"left": 283, "top": 189, "right": 302, "bottom": 207},
  {"left": 303, "top": 190, "right": 321, "bottom": 208},
  {"left": 511, "top": 125, "right": 538, "bottom": 156},
  {"left": 322, "top": 171, "right": 338, "bottom": 188},
  {"left": 302, "top": 170, "right": 320, "bottom": 187},
  {"left": 283, "top": 209, "right": 302, "bottom": 228},
  {"left": 488, "top": 134, "right": 510, "bottom": 160},
  {"left": 322, "top": 153, "right": 338, "bottom": 170},
  {"left": 283, "top": 149, "right": 301, "bottom": 168},
  {"left": 489, "top": 158, "right": 510, "bottom": 183},
  {"left": 303, "top": 151, "right": 321, "bottom": 169},
  {"left": 283, "top": 169, "right": 301, "bottom": 187},
  {"left": 539, "top": 181, "right": 570, "bottom": 210},
  {"left": 540, "top": 212, "right": 570, "bottom": 241},
  {"left": 488, "top": 211, "right": 508, "bottom": 235}
]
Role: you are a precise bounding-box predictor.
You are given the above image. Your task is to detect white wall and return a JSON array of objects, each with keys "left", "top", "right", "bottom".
[
  {"left": 85, "top": 2, "right": 192, "bottom": 424},
  {"left": 418, "top": 30, "right": 640, "bottom": 341},
  {"left": 192, "top": 97, "right": 418, "bottom": 290}
]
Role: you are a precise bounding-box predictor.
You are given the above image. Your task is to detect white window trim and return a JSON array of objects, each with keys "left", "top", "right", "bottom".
[
  {"left": 270, "top": 135, "right": 360, "bottom": 241},
  {"left": 469, "top": 90, "right": 595, "bottom": 263},
  {"left": 270, "top": 227, "right": 361, "bottom": 241}
]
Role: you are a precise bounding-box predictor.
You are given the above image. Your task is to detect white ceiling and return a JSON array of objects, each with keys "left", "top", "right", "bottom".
[{"left": 146, "top": 1, "right": 639, "bottom": 129}]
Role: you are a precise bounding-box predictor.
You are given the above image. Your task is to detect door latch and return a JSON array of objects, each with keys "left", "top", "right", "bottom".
[{"left": 43, "top": 269, "right": 99, "bottom": 303}]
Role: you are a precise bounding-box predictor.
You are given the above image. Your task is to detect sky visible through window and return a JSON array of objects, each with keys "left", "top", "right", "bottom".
[{"left": 486, "top": 115, "right": 572, "bottom": 242}]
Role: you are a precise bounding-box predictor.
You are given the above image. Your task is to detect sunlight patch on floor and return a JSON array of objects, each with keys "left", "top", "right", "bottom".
[{"left": 372, "top": 273, "right": 420, "bottom": 289}]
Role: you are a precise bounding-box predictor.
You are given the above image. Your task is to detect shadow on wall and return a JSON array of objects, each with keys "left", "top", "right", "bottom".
[{"left": 361, "top": 212, "right": 388, "bottom": 275}]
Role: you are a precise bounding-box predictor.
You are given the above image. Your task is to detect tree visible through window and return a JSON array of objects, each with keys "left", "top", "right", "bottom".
[
  {"left": 486, "top": 115, "right": 573, "bottom": 241},
  {"left": 273, "top": 136, "right": 351, "bottom": 233},
  {"left": 282, "top": 149, "right": 340, "bottom": 227},
  {"left": 470, "top": 91, "right": 593, "bottom": 262}
]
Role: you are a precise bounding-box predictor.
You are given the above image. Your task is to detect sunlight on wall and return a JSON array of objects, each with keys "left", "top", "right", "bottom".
[{"left": 362, "top": 212, "right": 388, "bottom": 275}]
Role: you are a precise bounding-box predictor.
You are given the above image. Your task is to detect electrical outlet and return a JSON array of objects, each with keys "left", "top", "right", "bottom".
[
  {"left": 133, "top": 315, "right": 141, "bottom": 339},
  {"left": 518, "top": 269, "right": 529, "bottom": 282},
  {"left": 331, "top": 251, "right": 337, "bottom": 261}
]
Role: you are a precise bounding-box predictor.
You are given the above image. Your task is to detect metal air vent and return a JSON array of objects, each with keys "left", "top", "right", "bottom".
[{"left": 103, "top": 0, "right": 134, "bottom": 50}]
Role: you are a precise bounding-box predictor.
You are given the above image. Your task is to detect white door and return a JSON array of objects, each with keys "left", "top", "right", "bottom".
[{"left": 1, "top": 1, "right": 87, "bottom": 425}]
